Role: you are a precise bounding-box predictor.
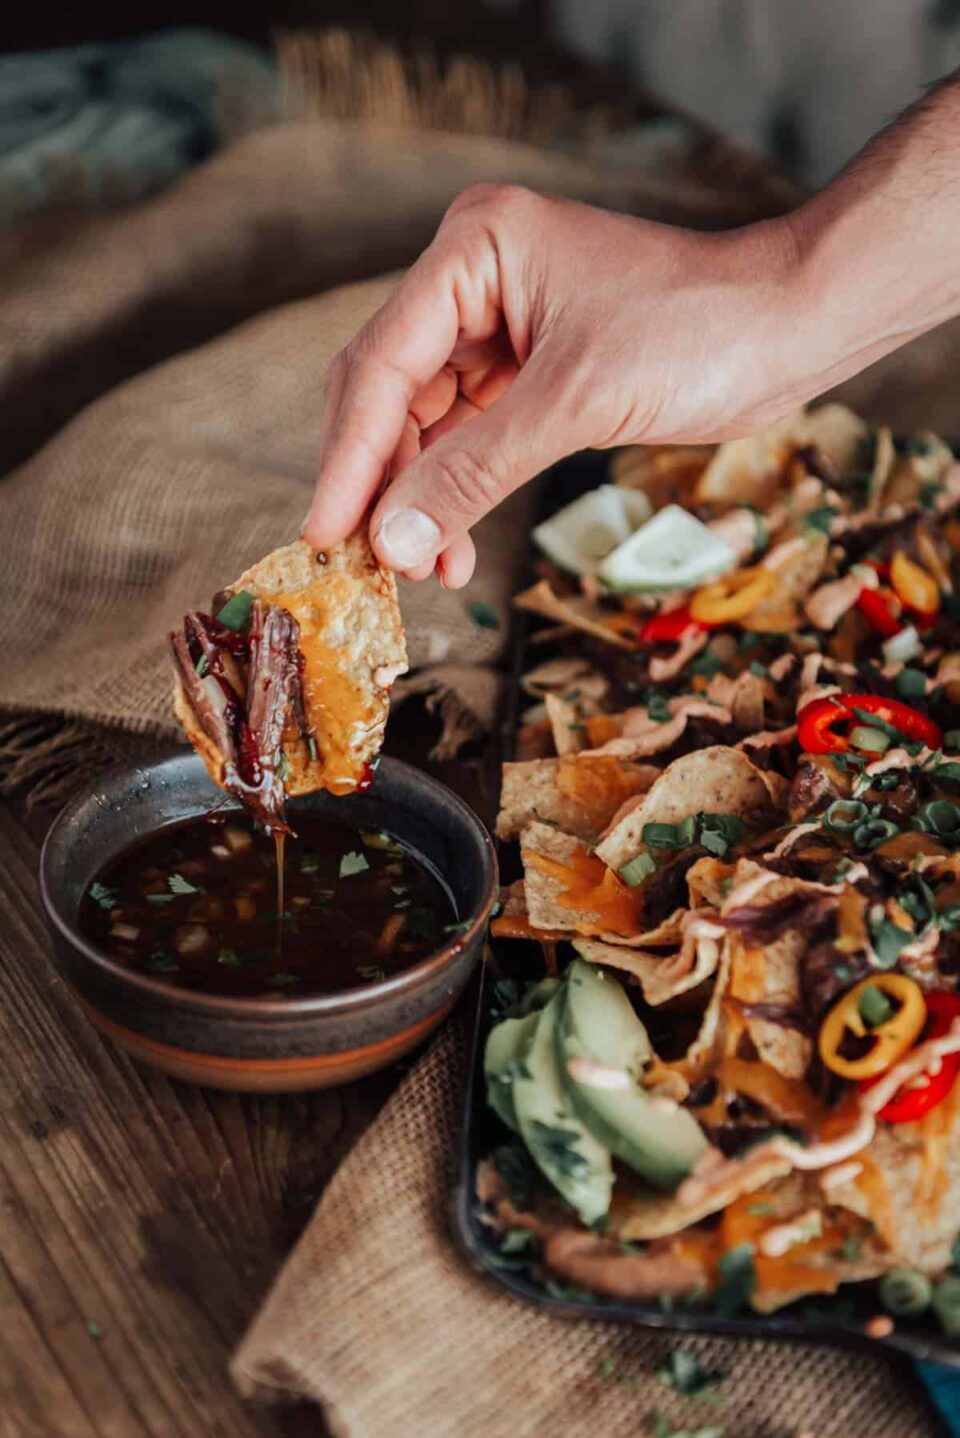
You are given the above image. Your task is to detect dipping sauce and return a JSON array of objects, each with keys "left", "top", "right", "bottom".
[{"left": 80, "top": 814, "right": 457, "bottom": 997}]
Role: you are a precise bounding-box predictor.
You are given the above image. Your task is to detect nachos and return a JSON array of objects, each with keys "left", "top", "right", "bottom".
[
  {"left": 170, "top": 534, "right": 407, "bottom": 826},
  {"left": 481, "top": 405, "right": 960, "bottom": 1334}
]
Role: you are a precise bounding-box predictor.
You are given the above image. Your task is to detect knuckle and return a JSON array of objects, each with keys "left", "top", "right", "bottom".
[
  {"left": 445, "top": 181, "right": 537, "bottom": 227},
  {"left": 432, "top": 449, "right": 502, "bottom": 519}
]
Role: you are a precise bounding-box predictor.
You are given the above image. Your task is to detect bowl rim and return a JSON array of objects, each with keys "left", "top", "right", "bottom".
[{"left": 39, "top": 751, "right": 497, "bottom": 1021}]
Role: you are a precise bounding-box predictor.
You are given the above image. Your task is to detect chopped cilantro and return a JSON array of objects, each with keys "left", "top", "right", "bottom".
[
  {"left": 265, "top": 972, "right": 299, "bottom": 987},
  {"left": 747, "top": 660, "right": 769, "bottom": 679},
  {"left": 746, "top": 1202, "right": 775, "bottom": 1217},
  {"left": 841, "top": 1233, "right": 864, "bottom": 1263},
  {"left": 711, "top": 1243, "right": 756, "bottom": 1315},
  {"left": 689, "top": 650, "right": 723, "bottom": 679},
  {"left": 215, "top": 589, "right": 254, "bottom": 632},
  {"left": 217, "top": 948, "right": 241, "bottom": 968},
  {"left": 869, "top": 917, "right": 913, "bottom": 968},
  {"left": 803, "top": 505, "right": 837, "bottom": 536},
  {"left": 920, "top": 481, "right": 943, "bottom": 511},
  {"left": 146, "top": 950, "right": 178, "bottom": 975},
  {"left": 276, "top": 751, "right": 289, "bottom": 783},
  {"left": 466, "top": 600, "right": 500, "bottom": 630},
  {"left": 656, "top": 1348, "right": 724, "bottom": 1398},
  {"left": 85, "top": 1321, "right": 102, "bottom": 1340},
  {"left": 646, "top": 690, "right": 672, "bottom": 724},
  {"left": 145, "top": 892, "right": 177, "bottom": 905},
  {"left": 528, "top": 1121, "right": 590, "bottom": 1180},
  {"left": 339, "top": 851, "right": 370, "bottom": 878},
  {"left": 168, "top": 873, "right": 200, "bottom": 895},
  {"left": 499, "top": 1227, "right": 537, "bottom": 1256},
  {"left": 88, "top": 882, "right": 118, "bottom": 910}
]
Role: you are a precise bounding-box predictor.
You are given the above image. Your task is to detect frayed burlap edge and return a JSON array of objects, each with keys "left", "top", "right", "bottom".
[{"left": 0, "top": 710, "right": 178, "bottom": 810}]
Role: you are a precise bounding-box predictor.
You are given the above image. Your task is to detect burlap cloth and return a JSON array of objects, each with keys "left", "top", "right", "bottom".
[{"left": 2, "top": 114, "right": 958, "bottom": 1435}]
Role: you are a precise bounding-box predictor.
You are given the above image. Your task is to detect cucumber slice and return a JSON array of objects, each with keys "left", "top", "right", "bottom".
[
  {"left": 512, "top": 991, "right": 613, "bottom": 1225},
  {"left": 559, "top": 960, "right": 707, "bottom": 1191},
  {"left": 599, "top": 504, "right": 737, "bottom": 594},
  {"left": 533, "top": 486, "right": 651, "bottom": 576}
]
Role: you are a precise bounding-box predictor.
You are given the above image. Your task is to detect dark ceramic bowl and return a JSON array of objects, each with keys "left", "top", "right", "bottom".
[{"left": 40, "top": 752, "right": 497, "bottom": 1092}]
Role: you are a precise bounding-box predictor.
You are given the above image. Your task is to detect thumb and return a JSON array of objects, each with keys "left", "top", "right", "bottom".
[{"left": 369, "top": 358, "right": 570, "bottom": 571}]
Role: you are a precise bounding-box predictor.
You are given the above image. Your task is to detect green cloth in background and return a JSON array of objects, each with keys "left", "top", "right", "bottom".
[{"left": 0, "top": 28, "right": 276, "bottom": 222}]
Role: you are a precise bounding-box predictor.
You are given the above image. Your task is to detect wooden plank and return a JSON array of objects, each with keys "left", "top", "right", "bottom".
[{"left": 0, "top": 804, "right": 393, "bottom": 1437}]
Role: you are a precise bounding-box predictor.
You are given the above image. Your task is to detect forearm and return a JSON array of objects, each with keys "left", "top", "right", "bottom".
[{"left": 788, "top": 69, "right": 960, "bottom": 393}]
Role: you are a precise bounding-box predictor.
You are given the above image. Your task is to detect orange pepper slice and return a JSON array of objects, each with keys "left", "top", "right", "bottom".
[
  {"left": 890, "top": 550, "right": 940, "bottom": 615},
  {"left": 689, "top": 565, "right": 775, "bottom": 626},
  {"left": 819, "top": 974, "right": 926, "bottom": 1081}
]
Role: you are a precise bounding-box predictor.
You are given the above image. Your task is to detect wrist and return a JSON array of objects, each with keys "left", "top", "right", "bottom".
[{"left": 783, "top": 178, "right": 960, "bottom": 398}]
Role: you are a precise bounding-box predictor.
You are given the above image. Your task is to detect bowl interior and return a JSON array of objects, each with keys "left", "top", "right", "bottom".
[{"left": 41, "top": 749, "right": 496, "bottom": 1006}]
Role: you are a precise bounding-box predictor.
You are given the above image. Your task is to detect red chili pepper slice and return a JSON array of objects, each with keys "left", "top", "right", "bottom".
[
  {"left": 855, "top": 587, "right": 902, "bottom": 639},
  {"left": 861, "top": 992, "right": 960, "bottom": 1123},
  {"left": 796, "top": 692, "right": 943, "bottom": 755},
  {"left": 639, "top": 606, "right": 703, "bottom": 644}
]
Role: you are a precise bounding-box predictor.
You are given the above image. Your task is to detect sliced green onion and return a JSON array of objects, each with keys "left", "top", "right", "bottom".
[
  {"left": 895, "top": 668, "right": 927, "bottom": 701},
  {"left": 915, "top": 799, "right": 960, "bottom": 838},
  {"left": 849, "top": 725, "right": 891, "bottom": 755},
  {"left": 641, "top": 816, "right": 697, "bottom": 850},
  {"left": 823, "top": 799, "right": 870, "bottom": 833},
  {"left": 931, "top": 1276, "right": 960, "bottom": 1336},
  {"left": 215, "top": 589, "right": 255, "bottom": 632},
  {"left": 858, "top": 984, "right": 895, "bottom": 1030},
  {"left": 881, "top": 1269, "right": 932, "bottom": 1319},
  {"left": 698, "top": 812, "right": 746, "bottom": 857},
  {"left": 853, "top": 818, "right": 900, "bottom": 850},
  {"left": 619, "top": 852, "right": 656, "bottom": 886}
]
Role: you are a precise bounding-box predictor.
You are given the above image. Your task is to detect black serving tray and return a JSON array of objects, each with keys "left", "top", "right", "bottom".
[{"left": 449, "top": 449, "right": 960, "bottom": 1385}]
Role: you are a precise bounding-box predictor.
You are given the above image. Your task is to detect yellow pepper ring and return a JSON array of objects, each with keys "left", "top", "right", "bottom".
[
  {"left": 690, "top": 566, "right": 775, "bottom": 626},
  {"left": 890, "top": 550, "right": 940, "bottom": 615},
  {"left": 819, "top": 974, "right": 926, "bottom": 1081}
]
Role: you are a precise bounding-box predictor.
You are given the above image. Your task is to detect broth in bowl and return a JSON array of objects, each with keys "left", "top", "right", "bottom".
[{"left": 81, "top": 814, "right": 456, "bottom": 998}]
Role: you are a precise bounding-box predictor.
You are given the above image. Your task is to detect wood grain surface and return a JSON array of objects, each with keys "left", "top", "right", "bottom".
[{"left": 0, "top": 690, "right": 497, "bottom": 1438}]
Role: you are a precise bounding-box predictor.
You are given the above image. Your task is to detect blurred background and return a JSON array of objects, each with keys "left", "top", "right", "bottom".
[{"left": 5, "top": 0, "right": 960, "bottom": 205}]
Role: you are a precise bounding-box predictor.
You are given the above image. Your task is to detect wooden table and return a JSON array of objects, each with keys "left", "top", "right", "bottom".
[{"left": 0, "top": 716, "right": 496, "bottom": 1438}]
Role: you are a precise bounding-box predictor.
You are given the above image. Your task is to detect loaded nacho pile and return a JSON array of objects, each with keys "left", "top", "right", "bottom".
[{"left": 480, "top": 404, "right": 960, "bottom": 1332}]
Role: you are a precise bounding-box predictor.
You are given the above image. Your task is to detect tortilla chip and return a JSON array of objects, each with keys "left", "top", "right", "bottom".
[
  {"left": 728, "top": 928, "right": 812, "bottom": 1080},
  {"left": 496, "top": 756, "right": 657, "bottom": 841},
  {"left": 520, "top": 657, "right": 608, "bottom": 701},
  {"left": 575, "top": 912, "right": 724, "bottom": 1005},
  {"left": 802, "top": 403, "right": 869, "bottom": 475},
  {"left": 514, "top": 580, "right": 636, "bottom": 649},
  {"left": 520, "top": 820, "right": 646, "bottom": 942},
  {"left": 826, "top": 1091, "right": 960, "bottom": 1272},
  {"left": 608, "top": 1151, "right": 792, "bottom": 1241},
  {"left": 594, "top": 746, "right": 777, "bottom": 873},
  {"left": 693, "top": 411, "right": 808, "bottom": 510},
  {"left": 173, "top": 533, "right": 406, "bottom": 803},
  {"left": 610, "top": 444, "right": 713, "bottom": 509}
]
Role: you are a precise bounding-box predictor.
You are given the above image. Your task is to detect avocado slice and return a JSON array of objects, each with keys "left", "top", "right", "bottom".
[
  {"left": 512, "top": 991, "right": 613, "bottom": 1225},
  {"left": 484, "top": 1011, "right": 539, "bottom": 1132},
  {"left": 484, "top": 977, "right": 562, "bottom": 1131},
  {"left": 559, "top": 959, "right": 707, "bottom": 1191}
]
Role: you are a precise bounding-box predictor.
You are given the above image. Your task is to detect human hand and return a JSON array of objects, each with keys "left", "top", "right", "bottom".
[{"left": 303, "top": 184, "right": 815, "bottom": 587}]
